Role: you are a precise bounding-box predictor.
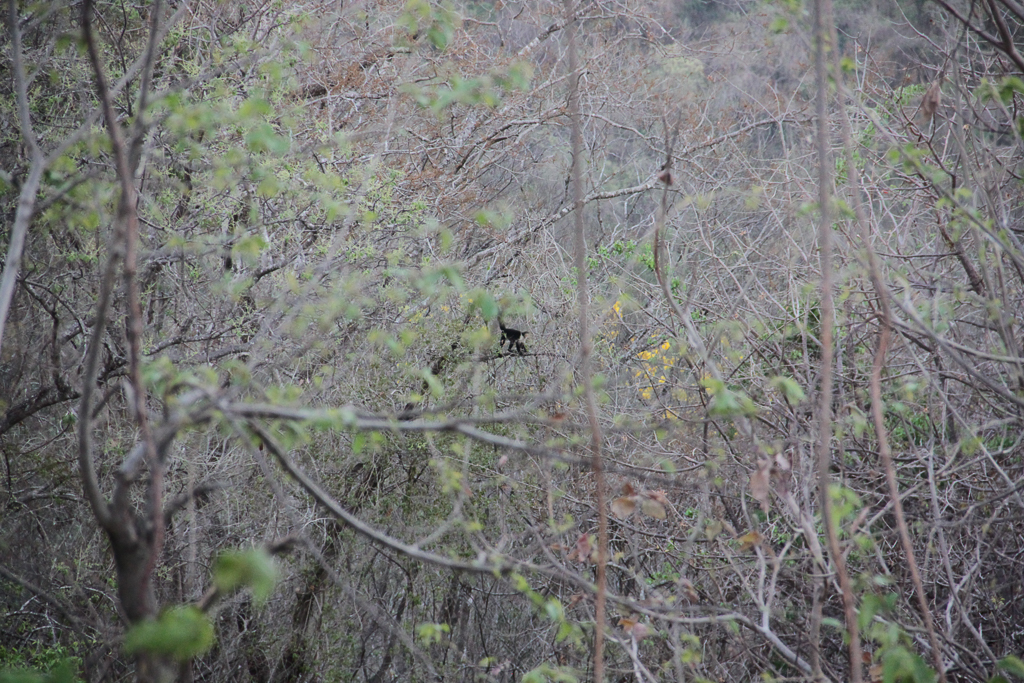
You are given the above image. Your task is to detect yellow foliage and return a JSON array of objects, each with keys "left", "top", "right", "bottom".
[{"left": 635, "top": 341, "right": 676, "bottom": 401}]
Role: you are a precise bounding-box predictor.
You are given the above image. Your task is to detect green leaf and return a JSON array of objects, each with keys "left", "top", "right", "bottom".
[
  {"left": 466, "top": 289, "right": 499, "bottom": 320},
  {"left": 501, "top": 61, "right": 533, "bottom": 90},
  {"left": 0, "top": 660, "right": 78, "bottom": 683},
  {"left": 543, "top": 598, "right": 564, "bottom": 622},
  {"left": 705, "top": 382, "right": 757, "bottom": 417},
  {"left": 426, "top": 24, "right": 451, "bottom": 50},
  {"left": 238, "top": 97, "right": 272, "bottom": 119},
  {"left": 996, "top": 76, "right": 1024, "bottom": 104},
  {"left": 858, "top": 593, "right": 884, "bottom": 631},
  {"left": 821, "top": 616, "right": 844, "bottom": 630},
  {"left": 997, "top": 656, "right": 1024, "bottom": 679},
  {"left": 245, "top": 124, "right": 290, "bottom": 155},
  {"left": 421, "top": 264, "right": 464, "bottom": 290},
  {"left": 0, "top": 672, "right": 45, "bottom": 683},
  {"left": 708, "top": 388, "right": 738, "bottom": 416},
  {"left": 422, "top": 369, "right": 444, "bottom": 397},
  {"left": 212, "top": 548, "right": 278, "bottom": 604},
  {"left": 521, "top": 663, "right": 578, "bottom": 683},
  {"left": 769, "top": 376, "right": 806, "bottom": 405},
  {"left": 880, "top": 645, "right": 935, "bottom": 683},
  {"left": 54, "top": 32, "right": 80, "bottom": 52},
  {"left": 124, "top": 606, "right": 214, "bottom": 662},
  {"left": 352, "top": 432, "right": 367, "bottom": 454},
  {"left": 416, "top": 622, "right": 450, "bottom": 645},
  {"left": 233, "top": 234, "right": 269, "bottom": 263},
  {"left": 256, "top": 175, "right": 281, "bottom": 198}
]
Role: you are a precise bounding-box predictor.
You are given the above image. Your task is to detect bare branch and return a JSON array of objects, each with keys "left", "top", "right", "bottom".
[
  {"left": 564, "top": 0, "right": 608, "bottom": 680},
  {"left": 0, "top": 563, "right": 92, "bottom": 630},
  {"left": 814, "top": 0, "right": 863, "bottom": 680},
  {"left": 244, "top": 420, "right": 506, "bottom": 575},
  {"left": 0, "top": 0, "right": 46, "bottom": 356},
  {"left": 831, "top": 16, "right": 948, "bottom": 683}
]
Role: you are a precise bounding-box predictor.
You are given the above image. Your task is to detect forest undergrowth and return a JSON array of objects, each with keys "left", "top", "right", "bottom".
[{"left": 2, "top": 0, "right": 1024, "bottom": 681}]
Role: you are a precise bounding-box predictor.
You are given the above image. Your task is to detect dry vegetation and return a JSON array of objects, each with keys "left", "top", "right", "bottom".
[{"left": 2, "top": 0, "right": 1024, "bottom": 681}]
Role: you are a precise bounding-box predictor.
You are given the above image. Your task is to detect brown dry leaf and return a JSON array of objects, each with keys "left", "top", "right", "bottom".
[
  {"left": 737, "top": 529, "right": 763, "bottom": 551},
  {"left": 619, "top": 616, "right": 652, "bottom": 639},
  {"left": 774, "top": 453, "right": 790, "bottom": 472},
  {"left": 750, "top": 459, "right": 771, "bottom": 513},
  {"left": 621, "top": 482, "right": 636, "bottom": 496},
  {"left": 489, "top": 659, "right": 511, "bottom": 676},
  {"left": 677, "top": 577, "right": 699, "bottom": 604},
  {"left": 571, "top": 534, "right": 593, "bottom": 563},
  {"left": 630, "top": 622, "right": 651, "bottom": 640},
  {"left": 647, "top": 489, "right": 669, "bottom": 504},
  {"left": 920, "top": 79, "right": 942, "bottom": 124},
  {"left": 611, "top": 496, "right": 637, "bottom": 519},
  {"left": 640, "top": 497, "right": 667, "bottom": 520},
  {"left": 773, "top": 453, "right": 792, "bottom": 500}
]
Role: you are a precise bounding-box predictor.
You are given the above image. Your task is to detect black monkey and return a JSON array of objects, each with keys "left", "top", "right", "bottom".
[{"left": 498, "top": 318, "right": 528, "bottom": 356}]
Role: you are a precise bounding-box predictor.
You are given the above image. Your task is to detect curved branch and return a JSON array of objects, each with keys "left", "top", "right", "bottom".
[
  {"left": 0, "top": 0, "right": 46, "bottom": 356},
  {"left": 245, "top": 420, "right": 505, "bottom": 575}
]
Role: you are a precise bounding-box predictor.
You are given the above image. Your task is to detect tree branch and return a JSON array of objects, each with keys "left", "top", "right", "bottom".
[
  {"left": 0, "top": 0, "right": 46, "bottom": 357},
  {"left": 0, "top": 563, "right": 91, "bottom": 630},
  {"left": 564, "top": 1, "right": 608, "bottom": 680},
  {"left": 814, "top": 0, "right": 863, "bottom": 680},
  {"left": 244, "top": 419, "right": 508, "bottom": 575}
]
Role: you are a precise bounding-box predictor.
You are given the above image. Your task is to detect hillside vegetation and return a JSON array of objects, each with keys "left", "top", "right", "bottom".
[{"left": 2, "top": 0, "right": 1024, "bottom": 681}]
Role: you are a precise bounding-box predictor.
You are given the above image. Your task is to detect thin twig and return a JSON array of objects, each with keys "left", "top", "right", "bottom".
[
  {"left": 564, "top": 2, "right": 608, "bottom": 680},
  {"left": 812, "top": 1, "right": 863, "bottom": 681},
  {"left": 832, "top": 59, "right": 951, "bottom": 683}
]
